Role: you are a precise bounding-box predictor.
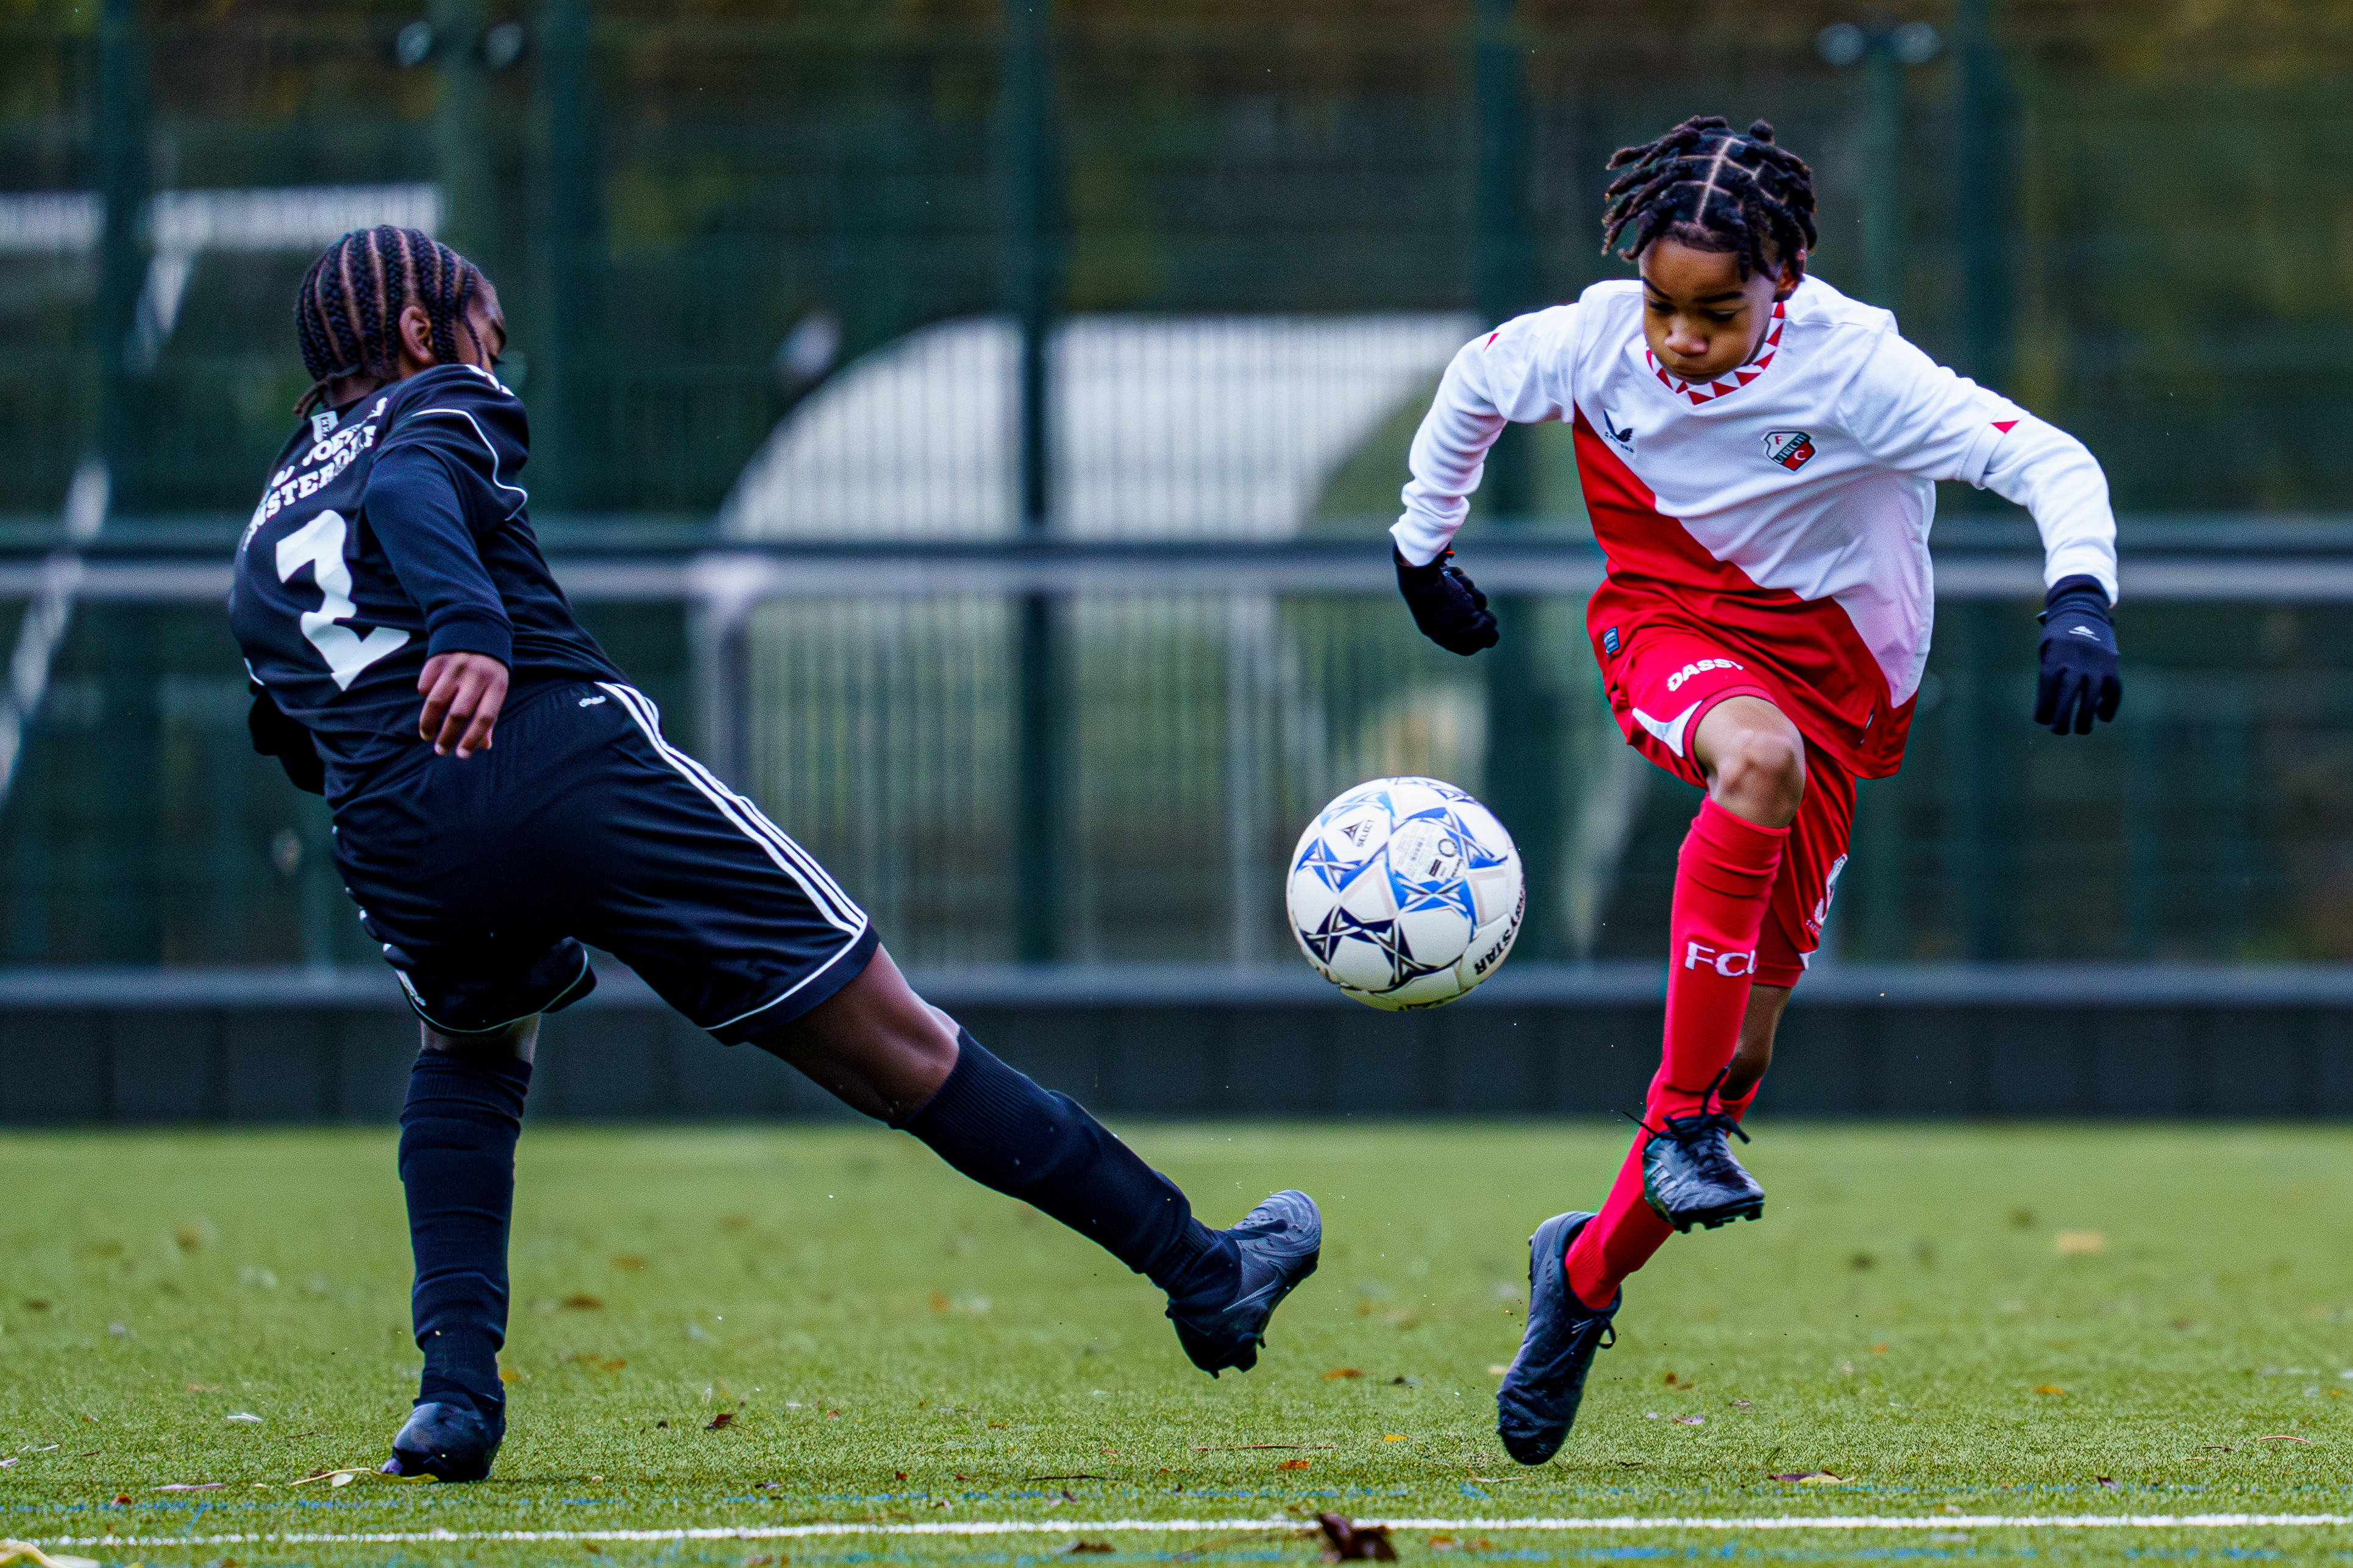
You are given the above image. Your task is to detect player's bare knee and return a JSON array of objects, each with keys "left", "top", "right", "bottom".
[{"left": 1711, "top": 726, "right": 1804, "bottom": 826}]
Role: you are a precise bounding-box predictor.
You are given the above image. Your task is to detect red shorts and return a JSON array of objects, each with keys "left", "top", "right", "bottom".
[{"left": 1599, "top": 623, "right": 1855, "bottom": 989}]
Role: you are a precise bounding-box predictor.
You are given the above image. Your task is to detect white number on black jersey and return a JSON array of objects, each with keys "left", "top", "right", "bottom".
[{"left": 274, "top": 509, "right": 411, "bottom": 689}]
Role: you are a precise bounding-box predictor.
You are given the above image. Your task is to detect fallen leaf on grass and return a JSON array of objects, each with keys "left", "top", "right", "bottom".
[
  {"left": 1315, "top": 1514, "right": 1397, "bottom": 1563},
  {"left": 2096, "top": 1477, "right": 2120, "bottom": 1488},
  {"left": 285, "top": 1469, "right": 370, "bottom": 1488},
  {"left": 706, "top": 1413, "right": 735, "bottom": 1430},
  {"left": 2257, "top": 1435, "right": 2314, "bottom": 1444},
  {"left": 109, "top": 1495, "right": 129, "bottom": 1506},
  {"left": 155, "top": 1483, "right": 225, "bottom": 1492},
  {"left": 563, "top": 1294, "right": 604, "bottom": 1310},
  {"left": 2054, "top": 1231, "right": 2107, "bottom": 1257},
  {"left": 1381, "top": 1435, "right": 1407, "bottom": 1442},
  {"left": 1323, "top": 1368, "right": 1362, "bottom": 1380},
  {"left": 1066, "top": 1543, "right": 1114, "bottom": 1555},
  {"left": 560, "top": 1353, "right": 627, "bottom": 1372},
  {"left": 1276, "top": 1458, "right": 1312, "bottom": 1471},
  {"left": 1770, "top": 1472, "right": 1845, "bottom": 1484},
  {"left": 0, "top": 1540, "right": 101, "bottom": 1568},
  {"left": 2032, "top": 1385, "right": 2066, "bottom": 1397},
  {"left": 1731, "top": 1400, "right": 1754, "bottom": 1408}
]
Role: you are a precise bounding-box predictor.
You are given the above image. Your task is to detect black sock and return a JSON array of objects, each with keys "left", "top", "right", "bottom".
[
  {"left": 398, "top": 1052, "right": 529, "bottom": 1425},
  {"left": 900, "top": 1032, "right": 1236, "bottom": 1302}
]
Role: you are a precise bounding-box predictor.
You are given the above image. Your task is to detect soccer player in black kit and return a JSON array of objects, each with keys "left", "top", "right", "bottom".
[{"left": 230, "top": 226, "right": 1322, "bottom": 1482}]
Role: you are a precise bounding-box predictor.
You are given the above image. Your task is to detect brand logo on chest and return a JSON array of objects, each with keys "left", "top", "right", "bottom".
[{"left": 1762, "top": 430, "right": 1817, "bottom": 471}]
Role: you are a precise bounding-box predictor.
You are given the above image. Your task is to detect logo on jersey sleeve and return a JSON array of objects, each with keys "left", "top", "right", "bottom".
[{"left": 1762, "top": 430, "right": 1816, "bottom": 471}]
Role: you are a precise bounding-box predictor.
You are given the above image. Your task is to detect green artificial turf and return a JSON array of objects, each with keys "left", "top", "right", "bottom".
[{"left": 2, "top": 1120, "right": 2351, "bottom": 1567}]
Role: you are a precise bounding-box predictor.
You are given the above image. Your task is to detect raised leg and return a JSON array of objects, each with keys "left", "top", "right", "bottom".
[{"left": 750, "top": 949, "right": 1319, "bottom": 1374}]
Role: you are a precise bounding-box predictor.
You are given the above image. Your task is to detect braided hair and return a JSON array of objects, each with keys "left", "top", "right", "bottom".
[
  {"left": 1600, "top": 116, "right": 1818, "bottom": 281},
  {"left": 291, "top": 225, "right": 484, "bottom": 416}
]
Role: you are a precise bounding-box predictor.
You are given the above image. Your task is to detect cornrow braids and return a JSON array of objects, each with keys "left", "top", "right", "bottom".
[
  {"left": 291, "top": 225, "right": 485, "bottom": 416},
  {"left": 1600, "top": 115, "right": 1818, "bottom": 282}
]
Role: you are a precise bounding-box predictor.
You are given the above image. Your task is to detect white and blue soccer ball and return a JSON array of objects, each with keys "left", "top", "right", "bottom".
[{"left": 1285, "top": 776, "right": 1523, "bottom": 1011}]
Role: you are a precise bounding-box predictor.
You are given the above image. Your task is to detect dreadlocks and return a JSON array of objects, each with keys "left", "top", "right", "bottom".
[
  {"left": 1600, "top": 116, "right": 1818, "bottom": 281},
  {"left": 292, "top": 225, "right": 484, "bottom": 417}
]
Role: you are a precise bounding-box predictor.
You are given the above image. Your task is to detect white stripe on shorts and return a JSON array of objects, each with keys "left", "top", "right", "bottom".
[
  {"left": 595, "top": 682, "right": 872, "bottom": 1031},
  {"left": 600, "top": 683, "right": 862, "bottom": 920}
]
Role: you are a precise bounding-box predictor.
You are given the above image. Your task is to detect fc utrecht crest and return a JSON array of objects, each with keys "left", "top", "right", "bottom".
[{"left": 1762, "top": 430, "right": 1816, "bottom": 471}]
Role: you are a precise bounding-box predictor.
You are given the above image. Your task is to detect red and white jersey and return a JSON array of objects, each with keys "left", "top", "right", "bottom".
[{"left": 1393, "top": 275, "right": 2118, "bottom": 778}]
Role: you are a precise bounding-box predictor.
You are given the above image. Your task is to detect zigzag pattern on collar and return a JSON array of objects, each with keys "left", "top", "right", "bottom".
[{"left": 1646, "top": 300, "right": 1788, "bottom": 406}]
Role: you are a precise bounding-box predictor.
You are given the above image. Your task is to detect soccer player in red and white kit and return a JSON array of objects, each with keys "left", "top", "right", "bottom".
[{"left": 1389, "top": 116, "right": 2123, "bottom": 1465}]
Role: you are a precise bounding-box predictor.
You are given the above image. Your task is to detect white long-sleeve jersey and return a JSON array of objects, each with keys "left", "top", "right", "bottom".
[{"left": 1392, "top": 274, "right": 2117, "bottom": 778}]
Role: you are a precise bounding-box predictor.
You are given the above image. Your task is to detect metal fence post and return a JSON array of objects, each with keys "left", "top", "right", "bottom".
[
  {"left": 536, "top": 0, "right": 603, "bottom": 509},
  {"left": 1002, "top": 0, "right": 1067, "bottom": 963},
  {"left": 93, "top": 0, "right": 149, "bottom": 494},
  {"left": 1471, "top": 0, "right": 1562, "bottom": 959},
  {"left": 431, "top": 0, "right": 494, "bottom": 264},
  {"left": 1954, "top": 0, "right": 2016, "bottom": 391}
]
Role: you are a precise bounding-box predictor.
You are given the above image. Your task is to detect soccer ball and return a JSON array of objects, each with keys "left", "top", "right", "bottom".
[{"left": 1284, "top": 776, "right": 1523, "bottom": 1010}]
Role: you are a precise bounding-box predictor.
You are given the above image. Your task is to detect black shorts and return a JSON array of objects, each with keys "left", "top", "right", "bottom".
[{"left": 333, "top": 681, "right": 877, "bottom": 1042}]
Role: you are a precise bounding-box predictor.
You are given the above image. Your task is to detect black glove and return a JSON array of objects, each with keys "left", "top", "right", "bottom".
[
  {"left": 247, "top": 682, "right": 325, "bottom": 795},
  {"left": 2034, "top": 573, "right": 2121, "bottom": 736},
  {"left": 1395, "top": 545, "right": 1498, "bottom": 656}
]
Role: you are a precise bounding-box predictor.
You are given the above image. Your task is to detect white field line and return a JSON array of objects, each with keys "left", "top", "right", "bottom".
[{"left": 31, "top": 1513, "right": 2353, "bottom": 1548}]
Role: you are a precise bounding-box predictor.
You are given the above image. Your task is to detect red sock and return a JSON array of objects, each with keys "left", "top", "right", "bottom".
[
  {"left": 1561, "top": 798, "right": 1784, "bottom": 1311},
  {"left": 1656, "top": 798, "right": 1785, "bottom": 1116}
]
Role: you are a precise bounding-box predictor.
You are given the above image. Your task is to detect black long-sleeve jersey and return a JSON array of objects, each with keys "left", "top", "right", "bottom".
[{"left": 227, "top": 364, "right": 623, "bottom": 803}]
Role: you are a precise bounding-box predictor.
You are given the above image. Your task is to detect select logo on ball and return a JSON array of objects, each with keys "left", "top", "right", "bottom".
[{"left": 1286, "top": 776, "right": 1524, "bottom": 1011}]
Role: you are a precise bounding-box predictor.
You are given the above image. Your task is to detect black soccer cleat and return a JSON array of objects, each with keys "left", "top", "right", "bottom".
[
  {"left": 1640, "top": 1107, "right": 1764, "bottom": 1232},
  {"left": 1495, "top": 1210, "right": 1618, "bottom": 1466},
  {"left": 1167, "top": 1189, "right": 1321, "bottom": 1377},
  {"left": 380, "top": 1399, "right": 504, "bottom": 1482}
]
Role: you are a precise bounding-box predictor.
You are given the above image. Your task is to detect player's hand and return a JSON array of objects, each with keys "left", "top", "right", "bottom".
[
  {"left": 2034, "top": 574, "right": 2121, "bottom": 735},
  {"left": 1395, "top": 546, "right": 1500, "bottom": 656},
  {"left": 418, "top": 651, "right": 510, "bottom": 758}
]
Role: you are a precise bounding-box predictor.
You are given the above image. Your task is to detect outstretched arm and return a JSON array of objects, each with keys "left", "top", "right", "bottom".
[
  {"left": 1839, "top": 332, "right": 2122, "bottom": 736},
  {"left": 1390, "top": 310, "right": 1574, "bottom": 655},
  {"left": 1981, "top": 417, "right": 2123, "bottom": 734}
]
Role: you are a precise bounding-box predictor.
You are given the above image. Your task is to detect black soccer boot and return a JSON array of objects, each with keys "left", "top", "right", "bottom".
[
  {"left": 1167, "top": 1189, "right": 1321, "bottom": 1376},
  {"left": 1640, "top": 1105, "right": 1764, "bottom": 1232},
  {"left": 380, "top": 1399, "right": 504, "bottom": 1482},
  {"left": 1495, "top": 1211, "right": 1618, "bottom": 1466}
]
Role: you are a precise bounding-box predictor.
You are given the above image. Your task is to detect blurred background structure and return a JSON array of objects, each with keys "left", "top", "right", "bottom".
[{"left": 4, "top": 0, "right": 2353, "bottom": 1118}]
